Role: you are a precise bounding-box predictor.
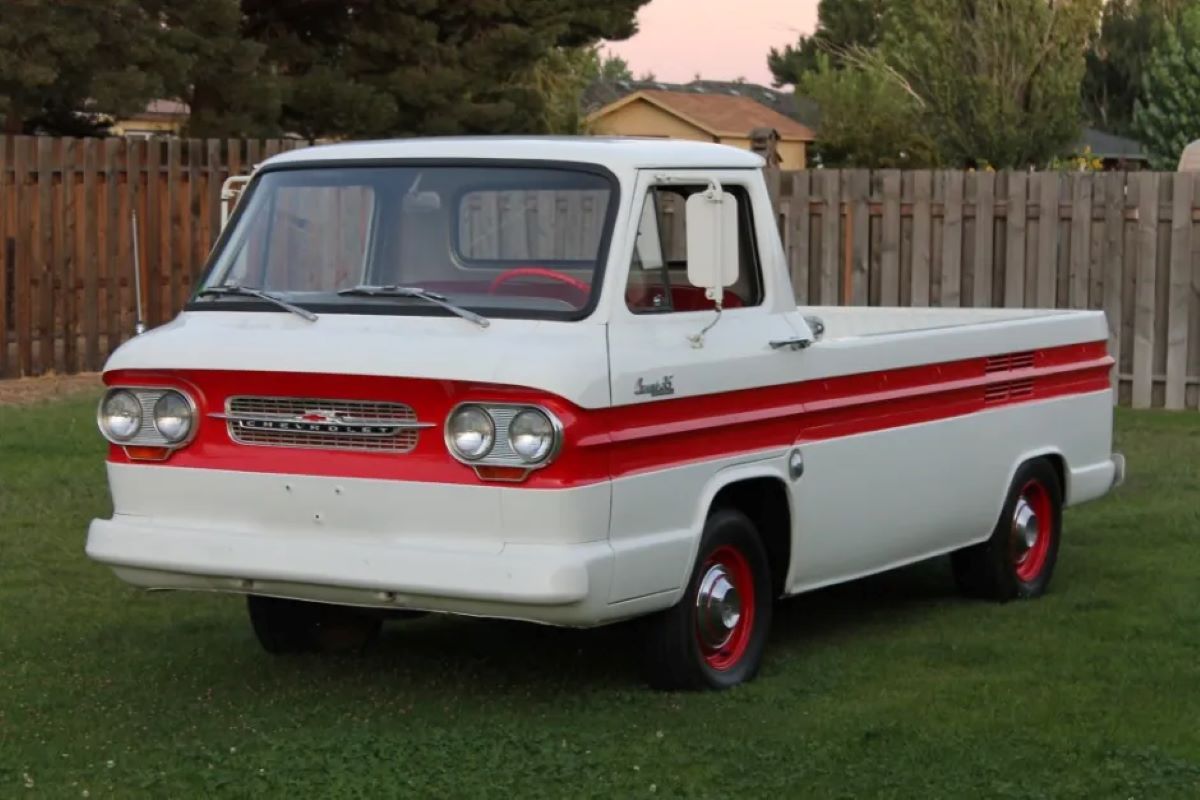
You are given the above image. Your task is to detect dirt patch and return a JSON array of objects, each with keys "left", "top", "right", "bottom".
[{"left": 0, "top": 373, "right": 102, "bottom": 407}]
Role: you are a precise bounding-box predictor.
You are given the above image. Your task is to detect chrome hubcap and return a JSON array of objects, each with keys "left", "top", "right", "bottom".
[
  {"left": 1012, "top": 497, "right": 1040, "bottom": 562},
  {"left": 696, "top": 564, "right": 742, "bottom": 650}
]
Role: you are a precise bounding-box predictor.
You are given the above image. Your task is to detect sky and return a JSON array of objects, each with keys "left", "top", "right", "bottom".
[{"left": 604, "top": 0, "right": 819, "bottom": 86}]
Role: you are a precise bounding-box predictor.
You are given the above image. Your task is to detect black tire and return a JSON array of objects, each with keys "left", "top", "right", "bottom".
[
  {"left": 247, "top": 595, "right": 382, "bottom": 654},
  {"left": 951, "top": 458, "right": 1063, "bottom": 601},
  {"left": 641, "top": 508, "right": 774, "bottom": 690}
]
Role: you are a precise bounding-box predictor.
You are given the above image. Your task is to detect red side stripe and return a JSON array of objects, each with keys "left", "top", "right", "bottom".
[{"left": 105, "top": 341, "right": 1112, "bottom": 488}]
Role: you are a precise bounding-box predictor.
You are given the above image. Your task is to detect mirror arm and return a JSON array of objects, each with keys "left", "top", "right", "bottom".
[{"left": 686, "top": 300, "right": 724, "bottom": 349}]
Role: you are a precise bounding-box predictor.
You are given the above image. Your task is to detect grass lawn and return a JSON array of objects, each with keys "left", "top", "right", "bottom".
[{"left": 1, "top": 394, "right": 1198, "bottom": 798}]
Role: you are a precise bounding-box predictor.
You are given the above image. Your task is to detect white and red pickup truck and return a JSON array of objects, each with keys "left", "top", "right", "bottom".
[{"left": 87, "top": 138, "right": 1123, "bottom": 690}]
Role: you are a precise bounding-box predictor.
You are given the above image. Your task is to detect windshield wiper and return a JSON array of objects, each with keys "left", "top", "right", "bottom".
[
  {"left": 337, "top": 285, "right": 490, "bottom": 328},
  {"left": 196, "top": 283, "right": 318, "bottom": 322}
]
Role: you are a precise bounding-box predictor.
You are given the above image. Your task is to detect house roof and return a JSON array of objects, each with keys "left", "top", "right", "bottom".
[
  {"left": 1076, "top": 127, "right": 1147, "bottom": 161},
  {"left": 586, "top": 89, "right": 816, "bottom": 142},
  {"left": 582, "top": 79, "right": 821, "bottom": 131}
]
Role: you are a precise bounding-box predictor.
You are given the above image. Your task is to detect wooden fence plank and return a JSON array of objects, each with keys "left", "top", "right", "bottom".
[
  {"left": 36, "top": 137, "right": 53, "bottom": 375},
  {"left": 1036, "top": 172, "right": 1059, "bottom": 307},
  {"left": 911, "top": 171, "right": 932, "bottom": 307},
  {"left": 1069, "top": 174, "right": 1092, "bottom": 309},
  {"left": 971, "top": 171, "right": 995, "bottom": 308},
  {"left": 104, "top": 139, "right": 121, "bottom": 361},
  {"left": 789, "top": 170, "right": 810, "bottom": 304},
  {"left": 880, "top": 170, "right": 901, "bottom": 306},
  {"left": 166, "top": 139, "right": 181, "bottom": 315},
  {"left": 819, "top": 170, "right": 840, "bottom": 304},
  {"left": 206, "top": 138, "right": 222, "bottom": 257},
  {"left": 0, "top": 136, "right": 8, "bottom": 377},
  {"left": 61, "top": 138, "right": 77, "bottom": 373},
  {"left": 849, "top": 169, "right": 870, "bottom": 305},
  {"left": 1004, "top": 172, "right": 1026, "bottom": 307},
  {"left": 940, "top": 170, "right": 964, "bottom": 307},
  {"left": 144, "top": 140, "right": 162, "bottom": 327},
  {"left": 1104, "top": 172, "right": 1126, "bottom": 397},
  {"left": 1133, "top": 172, "right": 1159, "bottom": 409},
  {"left": 13, "top": 137, "right": 32, "bottom": 375},
  {"left": 126, "top": 138, "right": 143, "bottom": 337},
  {"left": 1166, "top": 172, "right": 1192, "bottom": 409},
  {"left": 81, "top": 139, "right": 99, "bottom": 370}
]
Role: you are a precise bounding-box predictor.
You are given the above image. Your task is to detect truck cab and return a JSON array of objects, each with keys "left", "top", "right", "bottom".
[{"left": 88, "top": 138, "right": 1122, "bottom": 690}]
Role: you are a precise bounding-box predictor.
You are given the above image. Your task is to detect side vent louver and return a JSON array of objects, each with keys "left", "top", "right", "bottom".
[
  {"left": 985, "top": 351, "right": 1035, "bottom": 373},
  {"left": 984, "top": 351, "right": 1037, "bottom": 404}
]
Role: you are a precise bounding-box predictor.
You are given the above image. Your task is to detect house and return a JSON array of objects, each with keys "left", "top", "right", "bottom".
[
  {"left": 584, "top": 85, "right": 817, "bottom": 168},
  {"left": 109, "top": 99, "right": 190, "bottom": 138},
  {"left": 1075, "top": 127, "right": 1149, "bottom": 170}
]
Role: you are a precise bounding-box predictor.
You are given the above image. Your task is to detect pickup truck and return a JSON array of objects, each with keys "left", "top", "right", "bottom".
[{"left": 87, "top": 137, "right": 1124, "bottom": 690}]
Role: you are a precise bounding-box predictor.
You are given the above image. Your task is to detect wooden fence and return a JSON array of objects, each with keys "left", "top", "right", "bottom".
[
  {"left": 0, "top": 135, "right": 305, "bottom": 379},
  {"left": 765, "top": 168, "right": 1200, "bottom": 410},
  {"left": 0, "top": 135, "right": 1197, "bottom": 410}
]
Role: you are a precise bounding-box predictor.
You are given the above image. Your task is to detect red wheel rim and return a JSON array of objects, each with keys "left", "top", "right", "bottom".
[
  {"left": 694, "top": 545, "right": 756, "bottom": 671},
  {"left": 1013, "top": 480, "right": 1053, "bottom": 582}
]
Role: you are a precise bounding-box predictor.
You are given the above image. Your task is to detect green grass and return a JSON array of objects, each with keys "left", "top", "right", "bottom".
[{"left": 1, "top": 397, "right": 1198, "bottom": 799}]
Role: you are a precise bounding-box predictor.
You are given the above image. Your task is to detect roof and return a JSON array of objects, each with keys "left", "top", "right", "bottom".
[
  {"left": 1076, "top": 127, "right": 1147, "bottom": 161},
  {"left": 582, "top": 79, "right": 821, "bottom": 131},
  {"left": 586, "top": 89, "right": 816, "bottom": 142},
  {"left": 263, "top": 136, "right": 765, "bottom": 171}
]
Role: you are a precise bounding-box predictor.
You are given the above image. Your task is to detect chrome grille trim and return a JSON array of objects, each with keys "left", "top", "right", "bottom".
[{"left": 222, "top": 396, "right": 426, "bottom": 453}]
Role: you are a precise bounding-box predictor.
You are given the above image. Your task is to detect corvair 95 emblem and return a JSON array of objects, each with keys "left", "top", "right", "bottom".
[
  {"left": 238, "top": 410, "right": 399, "bottom": 436},
  {"left": 634, "top": 375, "right": 675, "bottom": 397}
]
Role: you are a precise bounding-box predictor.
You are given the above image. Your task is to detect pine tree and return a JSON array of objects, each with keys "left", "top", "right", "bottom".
[
  {"left": 767, "top": 0, "right": 888, "bottom": 87},
  {"left": 0, "top": 0, "right": 174, "bottom": 134},
  {"left": 1133, "top": 5, "right": 1200, "bottom": 168}
]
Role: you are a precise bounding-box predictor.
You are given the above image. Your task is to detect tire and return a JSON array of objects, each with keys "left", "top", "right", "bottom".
[
  {"left": 951, "top": 458, "right": 1063, "bottom": 601},
  {"left": 247, "top": 595, "right": 382, "bottom": 654},
  {"left": 641, "top": 508, "right": 774, "bottom": 690}
]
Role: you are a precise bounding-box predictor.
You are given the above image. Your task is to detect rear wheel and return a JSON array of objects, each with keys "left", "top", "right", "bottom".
[
  {"left": 641, "top": 509, "right": 773, "bottom": 690},
  {"left": 952, "top": 459, "right": 1063, "bottom": 601},
  {"left": 247, "top": 596, "right": 382, "bottom": 654}
]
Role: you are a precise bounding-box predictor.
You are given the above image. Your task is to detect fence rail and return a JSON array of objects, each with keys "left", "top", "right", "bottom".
[{"left": 1, "top": 136, "right": 1197, "bottom": 411}]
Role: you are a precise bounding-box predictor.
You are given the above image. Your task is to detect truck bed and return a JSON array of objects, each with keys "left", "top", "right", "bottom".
[{"left": 802, "top": 306, "right": 1100, "bottom": 340}]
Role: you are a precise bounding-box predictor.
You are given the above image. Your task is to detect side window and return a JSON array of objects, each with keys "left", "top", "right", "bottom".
[{"left": 625, "top": 184, "right": 763, "bottom": 313}]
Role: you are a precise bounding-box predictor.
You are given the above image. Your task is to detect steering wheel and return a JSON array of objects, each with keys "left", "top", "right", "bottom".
[{"left": 488, "top": 267, "right": 591, "bottom": 298}]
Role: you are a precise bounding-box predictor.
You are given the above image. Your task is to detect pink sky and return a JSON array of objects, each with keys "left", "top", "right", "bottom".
[{"left": 604, "top": 0, "right": 819, "bottom": 86}]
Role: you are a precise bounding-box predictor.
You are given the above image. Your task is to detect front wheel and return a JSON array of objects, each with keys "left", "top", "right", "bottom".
[
  {"left": 640, "top": 509, "right": 773, "bottom": 690},
  {"left": 952, "top": 458, "right": 1063, "bottom": 601}
]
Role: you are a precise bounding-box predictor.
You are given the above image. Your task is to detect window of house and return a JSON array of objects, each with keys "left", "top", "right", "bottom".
[{"left": 625, "top": 184, "right": 763, "bottom": 313}]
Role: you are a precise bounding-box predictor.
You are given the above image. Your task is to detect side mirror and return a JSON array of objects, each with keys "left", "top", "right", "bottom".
[{"left": 685, "top": 184, "right": 738, "bottom": 301}]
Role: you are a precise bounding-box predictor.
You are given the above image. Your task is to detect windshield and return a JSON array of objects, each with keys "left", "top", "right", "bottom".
[{"left": 196, "top": 164, "right": 616, "bottom": 320}]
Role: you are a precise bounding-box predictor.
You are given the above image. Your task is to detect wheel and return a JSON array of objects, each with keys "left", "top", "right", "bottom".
[
  {"left": 640, "top": 508, "right": 773, "bottom": 690},
  {"left": 951, "top": 458, "right": 1063, "bottom": 601},
  {"left": 246, "top": 595, "right": 382, "bottom": 654}
]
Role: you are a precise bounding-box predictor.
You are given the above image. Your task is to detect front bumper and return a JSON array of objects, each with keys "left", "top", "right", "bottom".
[{"left": 87, "top": 463, "right": 625, "bottom": 625}]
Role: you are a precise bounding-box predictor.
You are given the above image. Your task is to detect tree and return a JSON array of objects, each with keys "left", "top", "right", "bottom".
[
  {"left": 767, "top": 0, "right": 887, "bottom": 87},
  {"left": 242, "top": 0, "right": 649, "bottom": 141},
  {"left": 1083, "top": 0, "right": 1184, "bottom": 134},
  {"left": 1133, "top": 5, "right": 1200, "bottom": 168},
  {"left": 150, "top": 0, "right": 280, "bottom": 138},
  {"left": 0, "top": 0, "right": 175, "bottom": 135},
  {"left": 871, "top": 0, "right": 1101, "bottom": 167},
  {"left": 799, "top": 55, "right": 935, "bottom": 167}
]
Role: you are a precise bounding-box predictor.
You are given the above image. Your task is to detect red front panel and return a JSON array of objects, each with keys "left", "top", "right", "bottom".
[{"left": 106, "top": 341, "right": 1113, "bottom": 488}]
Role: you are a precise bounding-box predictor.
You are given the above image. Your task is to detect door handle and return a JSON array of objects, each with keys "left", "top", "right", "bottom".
[{"left": 769, "top": 337, "right": 812, "bottom": 351}]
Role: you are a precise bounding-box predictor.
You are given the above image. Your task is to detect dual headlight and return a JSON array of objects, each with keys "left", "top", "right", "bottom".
[
  {"left": 446, "top": 404, "right": 561, "bottom": 467},
  {"left": 98, "top": 388, "right": 197, "bottom": 447}
]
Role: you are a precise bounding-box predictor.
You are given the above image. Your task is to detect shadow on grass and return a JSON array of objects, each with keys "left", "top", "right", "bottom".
[{"left": 137, "top": 555, "right": 967, "bottom": 695}]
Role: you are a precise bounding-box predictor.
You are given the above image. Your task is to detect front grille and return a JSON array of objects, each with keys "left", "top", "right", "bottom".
[{"left": 224, "top": 396, "right": 422, "bottom": 453}]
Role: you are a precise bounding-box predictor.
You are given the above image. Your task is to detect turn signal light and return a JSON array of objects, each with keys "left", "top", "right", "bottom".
[{"left": 123, "top": 445, "right": 173, "bottom": 462}]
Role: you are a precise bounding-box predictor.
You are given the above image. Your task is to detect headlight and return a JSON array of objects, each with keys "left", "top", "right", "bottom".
[
  {"left": 153, "top": 391, "right": 194, "bottom": 443},
  {"left": 98, "top": 390, "right": 142, "bottom": 441},
  {"left": 446, "top": 405, "right": 495, "bottom": 460},
  {"left": 508, "top": 408, "right": 556, "bottom": 463}
]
